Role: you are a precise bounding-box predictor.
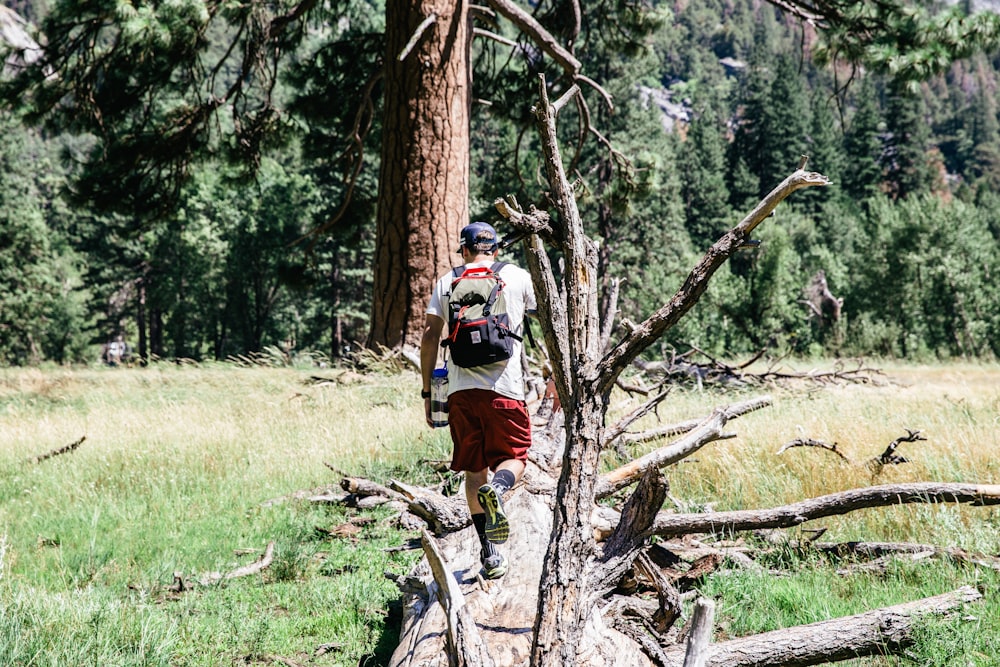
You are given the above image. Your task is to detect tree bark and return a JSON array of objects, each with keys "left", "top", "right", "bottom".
[{"left": 369, "top": 0, "right": 471, "bottom": 350}]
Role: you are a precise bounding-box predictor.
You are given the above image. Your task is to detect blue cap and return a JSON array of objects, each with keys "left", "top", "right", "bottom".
[
  {"left": 432, "top": 367, "right": 448, "bottom": 378},
  {"left": 457, "top": 221, "right": 498, "bottom": 254}
]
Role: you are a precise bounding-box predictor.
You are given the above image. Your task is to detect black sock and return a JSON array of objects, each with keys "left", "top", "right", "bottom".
[
  {"left": 491, "top": 469, "right": 516, "bottom": 494},
  {"left": 471, "top": 513, "right": 497, "bottom": 557}
]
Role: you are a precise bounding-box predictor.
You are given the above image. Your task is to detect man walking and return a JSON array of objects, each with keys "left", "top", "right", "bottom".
[{"left": 420, "top": 221, "right": 536, "bottom": 579}]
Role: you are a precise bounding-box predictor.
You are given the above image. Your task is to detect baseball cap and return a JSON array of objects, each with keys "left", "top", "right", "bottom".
[{"left": 456, "top": 221, "right": 498, "bottom": 254}]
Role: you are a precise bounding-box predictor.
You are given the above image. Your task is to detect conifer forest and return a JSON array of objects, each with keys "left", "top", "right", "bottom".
[{"left": 2, "top": 0, "right": 999, "bottom": 366}]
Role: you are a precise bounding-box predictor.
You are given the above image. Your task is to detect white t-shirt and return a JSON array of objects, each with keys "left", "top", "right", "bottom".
[{"left": 427, "top": 260, "right": 537, "bottom": 401}]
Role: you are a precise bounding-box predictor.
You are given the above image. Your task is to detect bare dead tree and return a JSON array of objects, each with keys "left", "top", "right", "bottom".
[{"left": 370, "top": 74, "right": 990, "bottom": 667}]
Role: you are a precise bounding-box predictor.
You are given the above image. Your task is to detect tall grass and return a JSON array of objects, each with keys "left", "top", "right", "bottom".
[
  {"left": 1, "top": 361, "right": 998, "bottom": 665},
  {"left": 1, "top": 363, "right": 441, "bottom": 666}
]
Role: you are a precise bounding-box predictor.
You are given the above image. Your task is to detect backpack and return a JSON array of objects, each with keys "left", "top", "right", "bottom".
[{"left": 441, "top": 261, "right": 522, "bottom": 368}]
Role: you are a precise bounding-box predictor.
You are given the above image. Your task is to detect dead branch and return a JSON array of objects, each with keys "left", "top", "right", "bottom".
[
  {"left": 602, "top": 388, "right": 671, "bottom": 450},
  {"left": 597, "top": 397, "right": 772, "bottom": 499},
  {"left": 398, "top": 13, "right": 437, "bottom": 61},
  {"left": 485, "top": 0, "right": 580, "bottom": 74},
  {"left": 342, "top": 476, "right": 409, "bottom": 503},
  {"left": 197, "top": 541, "right": 276, "bottom": 586},
  {"left": 868, "top": 429, "right": 925, "bottom": 477},
  {"left": 634, "top": 350, "right": 884, "bottom": 390},
  {"left": 599, "top": 158, "right": 831, "bottom": 394},
  {"left": 651, "top": 483, "right": 1000, "bottom": 537},
  {"left": 776, "top": 437, "right": 851, "bottom": 463},
  {"left": 807, "top": 540, "right": 1000, "bottom": 571},
  {"left": 660, "top": 586, "right": 982, "bottom": 667},
  {"left": 28, "top": 436, "right": 85, "bottom": 464},
  {"left": 388, "top": 479, "right": 472, "bottom": 535}
]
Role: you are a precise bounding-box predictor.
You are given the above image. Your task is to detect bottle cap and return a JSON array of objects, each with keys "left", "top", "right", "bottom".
[{"left": 433, "top": 367, "right": 447, "bottom": 378}]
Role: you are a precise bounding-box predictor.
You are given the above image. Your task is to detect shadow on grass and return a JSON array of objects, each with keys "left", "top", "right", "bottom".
[{"left": 360, "top": 597, "right": 404, "bottom": 666}]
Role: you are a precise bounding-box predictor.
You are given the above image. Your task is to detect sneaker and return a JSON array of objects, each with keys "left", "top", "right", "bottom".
[
  {"left": 477, "top": 483, "right": 510, "bottom": 544},
  {"left": 482, "top": 551, "right": 507, "bottom": 579}
]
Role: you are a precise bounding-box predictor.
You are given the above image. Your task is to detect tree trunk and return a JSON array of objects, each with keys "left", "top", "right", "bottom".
[{"left": 368, "top": 0, "right": 471, "bottom": 350}]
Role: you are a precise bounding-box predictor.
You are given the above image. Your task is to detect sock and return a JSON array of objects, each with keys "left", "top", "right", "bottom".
[
  {"left": 491, "top": 469, "right": 516, "bottom": 494},
  {"left": 471, "top": 513, "right": 497, "bottom": 558}
]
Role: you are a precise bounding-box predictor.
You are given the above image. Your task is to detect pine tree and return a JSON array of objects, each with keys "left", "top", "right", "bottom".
[
  {"left": 800, "top": 88, "right": 845, "bottom": 214},
  {"left": 842, "top": 78, "right": 885, "bottom": 202},
  {"left": 759, "top": 53, "right": 810, "bottom": 194},
  {"left": 727, "top": 22, "right": 773, "bottom": 210},
  {"left": 884, "top": 81, "right": 936, "bottom": 199},
  {"left": 680, "top": 103, "right": 732, "bottom": 248}
]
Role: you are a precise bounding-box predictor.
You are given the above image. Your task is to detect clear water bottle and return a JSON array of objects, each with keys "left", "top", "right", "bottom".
[{"left": 430, "top": 366, "right": 449, "bottom": 428}]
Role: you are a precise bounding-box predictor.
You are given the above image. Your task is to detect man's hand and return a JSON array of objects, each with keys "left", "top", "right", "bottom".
[{"left": 424, "top": 397, "right": 433, "bottom": 427}]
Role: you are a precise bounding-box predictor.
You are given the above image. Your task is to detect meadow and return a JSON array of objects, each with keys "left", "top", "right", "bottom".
[{"left": 1, "top": 359, "right": 998, "bottom": 666}]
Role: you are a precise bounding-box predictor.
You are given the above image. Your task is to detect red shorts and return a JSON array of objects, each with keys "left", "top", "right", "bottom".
[{"left": 447, "top": 389, "right": 532, "bottom": 472}]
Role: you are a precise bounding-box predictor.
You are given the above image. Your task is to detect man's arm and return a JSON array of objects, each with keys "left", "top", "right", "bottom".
[{"left": 420, "top": 314, "right": 445, "bottom": 416}]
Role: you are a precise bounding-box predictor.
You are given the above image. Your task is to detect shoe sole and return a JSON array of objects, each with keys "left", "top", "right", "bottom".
[
  {"left": 483, "top": 562, "right": 507, "bottom": 579},
  {"left": 477, "top": 484, "right": 510, "bottom": 544}
]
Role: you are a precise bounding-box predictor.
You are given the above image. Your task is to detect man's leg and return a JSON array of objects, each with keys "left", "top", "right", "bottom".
[
  {"left": 466, "top": 468, "right": 507, "bottom": 578},
  {"left": 476, "top": 458, "right": 526, "bottom": 544}
]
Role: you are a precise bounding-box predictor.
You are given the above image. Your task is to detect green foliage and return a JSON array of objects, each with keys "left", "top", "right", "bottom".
[
  {"left": 6, "top": 0, "right": 1000, "bottom": 363},
  {"left": 0, "top": 113, "right": 89, "bottom": 364},
  {"left": 843, "top": 195, "right": 1000, "bottom": 359}
]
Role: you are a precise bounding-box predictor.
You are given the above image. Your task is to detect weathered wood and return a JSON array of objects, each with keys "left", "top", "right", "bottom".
[
  {"left": 390, "top": 486, "right": 654, "bottom": 667},
  {"left": 661, "top": 586, "right": 982, "bottom": 667},
  {"left": 651, "top": 483, "right": 1000, "bottom": 537},
  {"left": 420, "top": 529, "right": 494, "bottom": 667},
  {"left": 682, "top": 598, "right": 715, "bottom": 667},
  {"left": 596, "top": 397, "right": 772, "bottom": 499},
  {"left": 595, "top": 468, "right": 669, "bottom": 599},
  {"left": 388, "top": 479, "right": 472, "bottom": 535}
]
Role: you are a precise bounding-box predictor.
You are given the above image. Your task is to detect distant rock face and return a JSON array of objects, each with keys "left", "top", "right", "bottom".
[
  {"left": 637, "top": 85, "right": 692, "bottom": 133},
  {"left": 1, "top": 6, "right": 42, "bottom": 76}
]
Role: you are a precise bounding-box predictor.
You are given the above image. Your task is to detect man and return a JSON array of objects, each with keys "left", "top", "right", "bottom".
[{"left": 420, "top": 221, "right": 536, "bottom": 579}]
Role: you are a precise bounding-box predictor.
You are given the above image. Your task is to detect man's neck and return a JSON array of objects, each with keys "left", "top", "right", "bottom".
[{"left": 466, "top": 253, "right": 496, "bottom": 264}]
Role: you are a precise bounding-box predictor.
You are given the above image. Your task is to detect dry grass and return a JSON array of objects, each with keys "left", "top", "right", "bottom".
[{"left": 615, "top": 361, "right": 1000, "bottom": 550}]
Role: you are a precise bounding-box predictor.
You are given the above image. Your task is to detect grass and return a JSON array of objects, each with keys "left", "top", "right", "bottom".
[{"left": 1, "top": 360, "right": 998, "bottom": 665}]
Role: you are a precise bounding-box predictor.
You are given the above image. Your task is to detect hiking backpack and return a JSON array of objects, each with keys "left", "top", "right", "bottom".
[{"left": 441, "top": 262, "right": 522, "bottom": 368}]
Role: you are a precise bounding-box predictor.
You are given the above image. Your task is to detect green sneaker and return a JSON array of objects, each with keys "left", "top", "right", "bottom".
[
  {"left": 477, "top": 483, "right": 510, "bottom": 544},
  {"left": 482, "top": 551, "right": 507, "bottom": 579}
]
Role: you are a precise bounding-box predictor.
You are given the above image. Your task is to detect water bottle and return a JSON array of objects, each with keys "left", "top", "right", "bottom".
[{"left": 430, "top": 366, "right": 449, "bottom": 428}]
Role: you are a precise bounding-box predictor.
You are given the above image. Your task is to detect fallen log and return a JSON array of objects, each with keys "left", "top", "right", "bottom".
[
  {"left": 661, "top": 586, "right": 982, "bottom": 667},
  {"left": 650, "top": 483, "right": 1000, "bottom": 537}
]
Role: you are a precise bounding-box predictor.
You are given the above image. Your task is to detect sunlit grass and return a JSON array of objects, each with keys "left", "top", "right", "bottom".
[{"left": 1, "top": 360, "right": 998, "bottom": 665}]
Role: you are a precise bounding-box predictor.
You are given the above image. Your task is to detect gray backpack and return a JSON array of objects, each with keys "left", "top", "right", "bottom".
[{"left": 441, "top": 262, "right": 522, "bottom": 368}]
